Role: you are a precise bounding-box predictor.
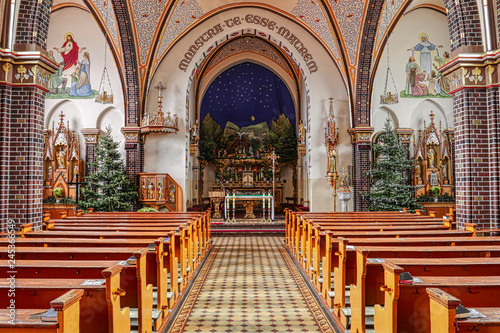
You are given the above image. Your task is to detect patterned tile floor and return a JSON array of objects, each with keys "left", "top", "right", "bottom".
[{"left": 168, "top": 236, "right": 337, "bottom": 333}]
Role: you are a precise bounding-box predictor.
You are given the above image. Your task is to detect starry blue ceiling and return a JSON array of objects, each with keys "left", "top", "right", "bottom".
[{"left": 200, "top": 62, "right": 295, "bottom": 129}]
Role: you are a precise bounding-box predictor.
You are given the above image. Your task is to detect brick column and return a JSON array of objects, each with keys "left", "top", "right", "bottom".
[
  {"left": 0, "top": 50, "right": 57, "bottom": 231},
  {"left": 0, "top": 85, "right": 11, "bottom": 231},
  {"left": 441, "top": 55, "right": 500, "bottom": 229},
  {"left": 348, "top": 127, "right": 374, "bottom": 211},
  {"left": 121, "top": 127, "right": 144, "bottom": 210},
  {"left": 81, "top": 129, "right": 101, "bottom": 176}
]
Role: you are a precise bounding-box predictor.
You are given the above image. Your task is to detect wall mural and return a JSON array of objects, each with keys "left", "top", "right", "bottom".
[
  {"left": 47, "top": 32, "right": 97, "bottom": 99},
  {"left": 401, "top": 33, "right": 451, "bottom": 99}
]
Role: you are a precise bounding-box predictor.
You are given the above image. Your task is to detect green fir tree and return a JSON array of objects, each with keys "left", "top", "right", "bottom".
[
  {"left": 364, "top": 118, "right": 420, "bottom": 211},
  {"left": 80, "top": 126, "right": 137, "bottom": 211}
]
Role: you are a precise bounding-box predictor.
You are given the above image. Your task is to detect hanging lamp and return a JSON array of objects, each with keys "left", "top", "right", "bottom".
[
  {"left": 380, "top": 39, "right": 399, "bottom": 105},
  {"left": 95, "top": 37, "right": 114, "bottom": 104}
]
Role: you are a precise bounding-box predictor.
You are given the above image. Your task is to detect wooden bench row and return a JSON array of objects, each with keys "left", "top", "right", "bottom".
[
  {"left": 1, "top": 210, "right": 212, "bottom": 333},
  {"left": 284, "top": 209, "right": 500, "bottom": 332}
]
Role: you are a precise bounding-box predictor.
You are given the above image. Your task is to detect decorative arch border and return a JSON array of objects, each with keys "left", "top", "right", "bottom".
[{"left": 147, "top": 3, "right": 348, "bottom": 118}]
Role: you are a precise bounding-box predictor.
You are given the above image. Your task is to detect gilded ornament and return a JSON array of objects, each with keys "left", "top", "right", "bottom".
[
  {"left": 471, "top": 67, "right": 482, "bottom": 84},
  {"left": 486, "top": 65, "right": 495, "bottom": 84},
  {"left": 2, "top": 63, "right": 11, "bottom": 81}
]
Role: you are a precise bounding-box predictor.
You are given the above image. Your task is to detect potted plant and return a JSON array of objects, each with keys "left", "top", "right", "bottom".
[
  {"left": 52, "top": 187, "right": 64, "bottom": 203},
  {"left": 429, "top": 186, "right": 441, "bottom": 202}
]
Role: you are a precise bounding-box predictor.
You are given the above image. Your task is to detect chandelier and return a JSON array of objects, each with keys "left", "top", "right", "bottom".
[{"left": 141, "top": 82, "right": 178, "bottom": 134}]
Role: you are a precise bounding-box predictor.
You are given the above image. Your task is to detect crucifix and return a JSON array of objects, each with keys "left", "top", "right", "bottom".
[{"left": 67, "top": 173, "right": 86, "bottom": 208}]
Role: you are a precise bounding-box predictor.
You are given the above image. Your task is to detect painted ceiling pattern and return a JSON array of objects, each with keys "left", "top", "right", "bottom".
[
  {"left": 90, "top": 0, "right": 121, "bottom": 60},
  {"left": 292, "top": 0, "right": 340, "bottom": 60},
  {"left": 204, "top": 37, "right": 292, "bottom": 77},
  {"left": 375, "top": 0, "right": 406, "bottom": 57},
  {"left": 129, "top": 0, "right": 169, "bottom": 65},
  {"left": 329, "top": 0, "right": 367, "bottom": 66},
  {"left": 155, "top": 0, "right": 203, "bottom": 64}
]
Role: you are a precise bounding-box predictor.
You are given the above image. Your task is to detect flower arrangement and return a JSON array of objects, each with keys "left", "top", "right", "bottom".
[
  {"left": 429, "top": 186, "right": 441, "bottom": 198},
  {"left": 52, "top": 187, "right": 63, "bottom": 198}
]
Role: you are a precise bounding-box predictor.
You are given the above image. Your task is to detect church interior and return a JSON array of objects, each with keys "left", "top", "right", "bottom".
[{"left": 1, "top": 0, "right": 500, "bottom": 332}]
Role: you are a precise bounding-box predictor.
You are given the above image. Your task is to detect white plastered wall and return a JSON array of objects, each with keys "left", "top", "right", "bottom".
[
  {"left": 371, "top": 7, "right": 453, "bottom": 148},
  {"left": 45, "top": 6, "right": 125, "bottom": 159},
  {"left": 148, "top": 6, "right": 350, "bottom": 212}
]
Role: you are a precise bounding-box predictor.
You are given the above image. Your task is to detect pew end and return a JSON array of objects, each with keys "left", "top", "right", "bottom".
[
  {"left": 102, "top": 264, "right": 131, "bottom": 333},
  {"left": 374, "top": 262, "right": 404, "bottom": 333},
  {"left": 427, "top": 288, "right": 461, "bottom": 333}
]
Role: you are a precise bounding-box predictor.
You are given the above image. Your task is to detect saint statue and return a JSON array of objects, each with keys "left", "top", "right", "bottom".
[
  {"left": 148, "top": 181, "right": 155, "bottom": 199},
  {"left": 428, "top": 147, "right": 435, "bottom": 168},
  {"left": 73, "top": 163, "right": 79, "bottom": 181},
  {"left": 47, "top": 164, "right": 53, "bottom": 180},
  {"left": 57, "top": 148, "right": 66, "bottom": 169},
  {"left": 158, "top": 182, "right": 164, "bottom": 199},
  {"left": 328, "top": 148, "right": 337, "bottom": 174},
  {"left": 298, "top": 120, "right": 306, "bottom": 144},
  {"left": 441, "top": 162, "right": 448, "bottom": 180},
  {"left": 415, "top": 163, "right": 422, "bottom": 181}
]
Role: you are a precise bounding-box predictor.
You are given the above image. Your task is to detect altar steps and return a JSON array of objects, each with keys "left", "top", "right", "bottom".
[{"left": 211, "top": 219, "right": 285, "bottom": 236}]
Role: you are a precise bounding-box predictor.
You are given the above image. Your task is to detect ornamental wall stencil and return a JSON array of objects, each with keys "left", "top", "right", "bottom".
[
  {"left": 204, "top": 38, "right": 292, "bottom": 77},
  {"left": 156, "top": 0, "right": 203, "bottom": 61},
  {"left": 375, "top": 0, "right": 405, "bottom": 55},
  {"left": 329, "top": 0, "right": 366, "bottom": 66},
  {"left": 129, "top": 0, "right": 169, "bottom": 65},
  {"left": 90, "top": 0, "right": 121, "bottom": 58},
  {"left": 292, "top": 0, "right": 340, "bottom": 59}
]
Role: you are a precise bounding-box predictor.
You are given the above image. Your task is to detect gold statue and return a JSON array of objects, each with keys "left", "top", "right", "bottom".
[
  {"left": 428, "top": 147, "right": 435, "bottom": 168},
  {"left": 57, "top": 148, "right": 66, "bottom": 169},
  {"left": 328, "top": 148, "right": 337, "bottom": 174}
]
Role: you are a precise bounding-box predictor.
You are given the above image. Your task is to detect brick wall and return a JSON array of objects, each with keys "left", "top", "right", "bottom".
[
  {"left": 85, "top": 143, "right": 97, "bottom": 176},
  {"left": 444, "top": 0, "right": 483, "bottom": 52},
  {"left": 110, "top": 1, "right": 142, "bottom": 207},
  {"left": 352, "top": 148, "right": 371, "bottom": 211},
  {"left": 110, "top": 0, "right": 140, "bottom": 126},
  {"left": 453, "top": 88, "right": 493, "bottom": 228},
  {"left": 351, "top": 0, "right": 384, "bottom": 210},
  {"left": 125, "top": 143, "right": 144, "bottom": 210},
  {"left": 487, "top": 86, "right": 500, "bottom": 228},
  {"left": 0, "top": 85, "right": 11, "bottom": 231},
  {"left": 15, "top": 0, "right": 52, "bottom": 50},
  {"left": 9, "top": 87, "right": 46, "bottom": 229}
]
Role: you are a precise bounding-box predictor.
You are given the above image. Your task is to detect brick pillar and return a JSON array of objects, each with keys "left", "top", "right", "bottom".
[
  {"left": 348, "top": 127, "right": 374, "bottom": 211},
  {"left": 487, "top": 86, "right": 500, "bottom": 227},
  {"left": 0, "top": 85, "right": 11, "bottom": 231},
  {"left": 121, "top": 128, "right": 144, "bottom": 211},
  {"left": 81, "top": 129, "right": 101, "bottom": 176},
  {"left": 441, "top": 0, "right": 499, "bottom": 229},
  {"left": 0, "top": 0, "right": 57, "bottom": 230}
]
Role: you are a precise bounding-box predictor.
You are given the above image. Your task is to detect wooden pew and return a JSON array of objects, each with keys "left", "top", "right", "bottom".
[
  {"left": 374, "top": 262, "right": 500, "bottom": 333},
  {"left": 0, "top": 250, "right": 154, "bottom": 333},
  {"left": 0, "top": 289, "right": 84, "bottom": 333},
  {"left": 0, "top": 235, "right": 181, "bottom": 319},
  {"left": 349, "top": 254, "right": 500, "bottom": 333},
  {"left": 427, "top": 288, "right": 500, "bottom": 333}
]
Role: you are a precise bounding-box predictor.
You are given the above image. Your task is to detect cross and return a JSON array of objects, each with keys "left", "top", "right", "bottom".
[
  {"left": 67, "top": 173, "right": 86, "bottom": 209},
  {"left": 155, "top": 81, "right": 166, "bottom": 96}
]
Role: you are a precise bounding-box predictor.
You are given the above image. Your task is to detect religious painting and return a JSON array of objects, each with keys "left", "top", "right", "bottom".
[
  {"left": 46, "top": 32, "right": 97, "bottom": 99},
  {"left": 401, "top": 32, "right": 451, "bottom": 99}
]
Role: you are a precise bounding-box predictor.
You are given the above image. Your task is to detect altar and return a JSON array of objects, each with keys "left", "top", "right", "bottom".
[{"left": 224, "top": 192, "right": 275, "bottom": 222}]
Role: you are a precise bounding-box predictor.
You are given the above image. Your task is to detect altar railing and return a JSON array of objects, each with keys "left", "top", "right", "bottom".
[{"left": 138, "top": 173, "right": 182, "bottom": 211}]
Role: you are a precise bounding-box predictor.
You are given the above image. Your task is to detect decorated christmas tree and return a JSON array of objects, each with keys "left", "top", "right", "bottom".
[
  {"left": 364, "top": 118, "right": 420, "bottom": 211},
  {"left": 80, "top": 126, "right": 137, "bottom": 211}
]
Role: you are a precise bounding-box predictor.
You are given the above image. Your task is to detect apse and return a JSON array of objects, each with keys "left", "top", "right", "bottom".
[{"left": 200, "top": 62, "right": 295, "bottom": 129}]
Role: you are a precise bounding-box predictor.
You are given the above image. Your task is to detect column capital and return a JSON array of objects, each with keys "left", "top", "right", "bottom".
[
  {"left": 395, "top": 128, "right": 415, "bottom": 144},
  {"left": 0, "top": 48, "right": 58, "bottom": 92},
  {"left": 121, "top": 127, "right": 144, "bottom": 144},
  {"left": 441, "top": 51, "right": 500, "bottom": 93},
  {"left": 80, "top": 128, "right": 102, "bottom": 145},
  {"left": 348, "top": 127, "right": 374, "bottom": 144}
]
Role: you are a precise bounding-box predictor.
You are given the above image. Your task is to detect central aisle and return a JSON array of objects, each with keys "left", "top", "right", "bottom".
[{"left": 168, "top": 236, "right": 337, "bottom": 333}]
